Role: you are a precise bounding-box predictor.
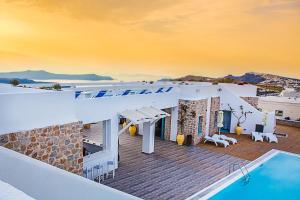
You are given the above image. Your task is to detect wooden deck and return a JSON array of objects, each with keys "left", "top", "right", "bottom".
[
  {"left": 103, "top": 133, "right": 247, "bottom": 200},
  {"left": 200, "top": 125, "right": 300, "bottom": 161}
]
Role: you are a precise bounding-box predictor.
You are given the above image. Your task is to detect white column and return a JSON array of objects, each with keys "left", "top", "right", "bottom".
[
  {"left": 170, "top": 106, "right": 178, "bottom": 141},
  {"left": 106, "top": 116, "right": 119, "bottom": 168},
  {"left": 138, "top": 123, "right": 143, "bottom": 136},
  {"left": 205, "top": 97, "right": 212, "bottom": 136},
  {"left": 142, "top": 121, "right": 155, "bottom": 154},
  {"left": 102, "top": 120, "right": 107, "bottom": 150}
]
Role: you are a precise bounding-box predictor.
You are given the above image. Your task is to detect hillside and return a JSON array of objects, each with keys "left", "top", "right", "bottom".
[
  {"left": 173, "top": 75, "right": 215, "bottom": 82},
  {"left": 0, "top": 70, "right": 113, "bottom": 81},
  {"left": 174, "top": 72, "right": 300, "bottom": 88}
]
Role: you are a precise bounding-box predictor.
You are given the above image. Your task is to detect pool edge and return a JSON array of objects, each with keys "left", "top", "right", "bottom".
[{"left": 186, "top": 149, "right": 300, "bottom": 200}]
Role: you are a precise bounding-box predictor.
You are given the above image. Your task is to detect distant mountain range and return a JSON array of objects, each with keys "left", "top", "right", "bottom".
[
  {"left": 225, "top": 73, "right": 266, "bottom": 84},
  {"left": 0, "top": 70, "right": 113, "bottom": 82},
  {"left": 173, "top": 72, "right": 300, "bottom": 88}
]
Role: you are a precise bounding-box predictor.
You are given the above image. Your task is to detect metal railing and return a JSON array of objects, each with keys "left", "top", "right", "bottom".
[{"left": 229, "top": 163, "right": 250, "bottom": 184}]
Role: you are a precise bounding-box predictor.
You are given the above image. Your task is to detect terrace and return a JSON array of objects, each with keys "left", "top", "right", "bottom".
[
  {"left": 102, "top": 133, "right": 247, "bottom": 200},
  {"left": 101, "top": 124, "right": 300, "bottom": 199},
  {"left": 201, "top": 124, "right": 300, "bottom": 161}
]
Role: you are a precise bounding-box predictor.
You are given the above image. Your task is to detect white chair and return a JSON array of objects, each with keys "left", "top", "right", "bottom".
[
  {"left": 251, "top": 132, "right": 263, "bottom": 142},
  {"left": 261, "top": 133, "right": 278, "bottom": 143},
  {"left": 93, "top": 163, "right": 104, "bottom": 183},
  {"left": 204, "top": 135, "right": 229, "bottom": 148},
  {"left": 83, "top": 167, "right": 93, "bottom": 179},
  {"left": 218, "top": 134, "right": 237, "bottom": 144},
  {"left": 106, "top": 160, "right": 115, "bottom": 179}
]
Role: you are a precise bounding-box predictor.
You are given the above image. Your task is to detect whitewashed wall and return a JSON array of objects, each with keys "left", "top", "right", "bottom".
[
  {"left": 0, "top": 147, "right": 139, "bottom": 200},
  {"left": 76, "top": 92, "right": 180, "bottom": 123},
  {"left": 220, "top": 87, "right": 275, "bottom": 133},
  {"left": 219, "top": 83, "right": 257, "bottom": 97},
  {"left": 0, "top": 91, "right": 77, "bottom": 135},
  {"left": 258, "top": 98, "right": 300, "bottom": 120},
  {"left": 0, "top": 82, "right": 262, "bottom": 135},
  {"left": 178, "top": 85, "right": 220, "bottom": 100}
]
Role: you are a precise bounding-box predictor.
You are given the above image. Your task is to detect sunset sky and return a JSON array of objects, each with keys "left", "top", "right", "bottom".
[{"left": 0, "top": 0, "right": 299, "bottom": 80}]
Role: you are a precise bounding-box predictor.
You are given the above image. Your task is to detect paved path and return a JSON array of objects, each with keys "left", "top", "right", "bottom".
[{"left": 103, "top": 134, "right": 247, "bottom": 200}]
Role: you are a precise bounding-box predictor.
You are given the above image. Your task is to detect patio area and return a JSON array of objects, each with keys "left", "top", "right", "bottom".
[
  {"left": 102, "top": 133, "right": 247, "bottom": 200},
  {"left": 200, "top": 125, "right": 300, "bottom": 161}
]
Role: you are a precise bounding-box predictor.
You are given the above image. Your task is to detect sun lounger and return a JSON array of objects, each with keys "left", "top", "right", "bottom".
[
  {"left": 261, "top": 133, "right": 278, "bottom": 143},
  {"left": 251, "top": 132, "right": 263, "bottom": 142},
  {"left": 217, "top": 134, "right": 237, "bottom": 144},
  {"left": 204, "top": 135, "right": 229, "bottom": 147}
]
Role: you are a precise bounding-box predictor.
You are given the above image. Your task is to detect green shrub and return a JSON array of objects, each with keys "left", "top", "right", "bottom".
[
  {"left": 53, "top": 83, "right": 62, "bottom": 91},
  {"left": 10, "top": 79, "right": 19, "bottom": 86}
]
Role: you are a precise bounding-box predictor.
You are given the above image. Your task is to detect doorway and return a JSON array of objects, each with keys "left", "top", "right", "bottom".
[
  {"left": 221, "top": 111, "right": 231, "bottom": 133},
  {"left": 155, "top": 118, "right": 165, "bottom": 140}
]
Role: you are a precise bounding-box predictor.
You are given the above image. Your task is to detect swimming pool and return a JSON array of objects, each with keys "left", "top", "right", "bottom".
[{"left": 188, "top": 150, "right": 300, "bottom": 200}]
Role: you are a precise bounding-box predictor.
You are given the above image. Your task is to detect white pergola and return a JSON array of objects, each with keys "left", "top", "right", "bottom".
[{"left": 118, "top": 106, "right": 170, "bottom": 154}]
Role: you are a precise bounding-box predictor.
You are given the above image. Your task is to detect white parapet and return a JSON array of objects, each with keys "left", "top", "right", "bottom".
[{"left": 0, "top": 146, "right": 140, "bottom": 200}]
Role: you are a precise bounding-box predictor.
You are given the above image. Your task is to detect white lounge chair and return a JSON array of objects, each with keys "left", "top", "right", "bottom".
[
  {"left": 218, "top": 134, "right": 237, "bottom": 144},
  {"left": 251, "top": 132, "right": 263, "bottom": 142},
  {"left": 204, "top": 135, "right": 229, "bottom": 148},
  {"left": 261, "top": 133, "right": 278, "bottom": 143}
]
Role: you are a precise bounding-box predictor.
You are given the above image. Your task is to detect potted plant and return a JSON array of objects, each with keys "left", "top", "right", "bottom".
[
  {"left": 177, "top": 104, "right": 188, "bottom": 145},
  {"left": 228, "top": 104, "right": 252, "bottom": 135}
]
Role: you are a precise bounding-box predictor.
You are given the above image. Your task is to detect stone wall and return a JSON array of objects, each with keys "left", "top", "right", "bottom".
[
  {"left": 178, "top": 99, "right": 207, "bottom": 145},
  {"left": 0, "top": 121, "right": 83, "bottom": 175},
  {"left": 241, "top": 97, "right": 258, "bottom": 109},
  {"left": 163, "top": 108, "right": 172, "bottom": 140},
  {"left": 209, "top": 97, "right": 220, "bottom": 135}
]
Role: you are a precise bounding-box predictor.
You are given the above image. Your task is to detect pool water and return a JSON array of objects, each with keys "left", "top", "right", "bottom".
[{"left": 210, "top": 153, "right": 300, "bottom": 200}]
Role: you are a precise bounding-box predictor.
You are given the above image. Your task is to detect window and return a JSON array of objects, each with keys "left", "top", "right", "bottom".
[
  {"left": 275, "top": 110, "right": 283, "bottom": 116},
  {"left": 198, "top": 116, "right": 203, "bottom": 136},
  {"left": 214, "top": 111, "right": 218, "bottom": 127}
]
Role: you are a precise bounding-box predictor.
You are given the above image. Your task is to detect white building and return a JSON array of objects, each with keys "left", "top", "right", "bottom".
[
  {"left": 280, "top": 88, "right": 300, "bottom": 98},
  {"left": 0, "top": 81, "right": 276, "bottom": 199},
  {"left": 258, "top": 96, "right": 300, "bottom": 121}
]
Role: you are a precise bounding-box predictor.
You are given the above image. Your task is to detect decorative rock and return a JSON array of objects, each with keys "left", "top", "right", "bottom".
[
  {"left": 0, "top": 135, "right": 9, "bottom": 146},
  {"left": 65, "top": 139, "right": 70, "bottom": 145},
  {"left": 9, "top": 133, "right": 17, "bottom": 142}
]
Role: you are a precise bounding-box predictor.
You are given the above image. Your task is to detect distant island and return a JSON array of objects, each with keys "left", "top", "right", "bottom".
[
  {"left": 0, "top": 70, "right": 113, "bottom": 83},
  {"left": 0, "top": 78, "right": 39, "bottom": 84}
]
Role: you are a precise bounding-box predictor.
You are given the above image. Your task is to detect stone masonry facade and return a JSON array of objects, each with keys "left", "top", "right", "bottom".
[
  {"left": 163, "top": 108, "right": 172, "bottom": 140},
  {"left": 209, "top": 97, "right": 220, "bottom": 135},
  {"left": 0, "top": 121, "right": 83, "bottom": 175},
  {"left": 241, "top": 97, "right": 259, "bottom": 109},
  {"left": 178, "top": 99, "right": 207, "bottom": 145}
]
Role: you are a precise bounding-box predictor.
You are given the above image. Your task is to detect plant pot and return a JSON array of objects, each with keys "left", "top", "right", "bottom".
[
  {"left": 129, "top": 125, "right": 137, "bottom": 136},
  {"left": 83, "top": 124, "right": 91, "bottom": 129},
  {"left": 176, "top": 134, "right": 185, "bottom": 145},
  {"left": 235, "top": 126, "right": 243, "bottom": 135}
]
